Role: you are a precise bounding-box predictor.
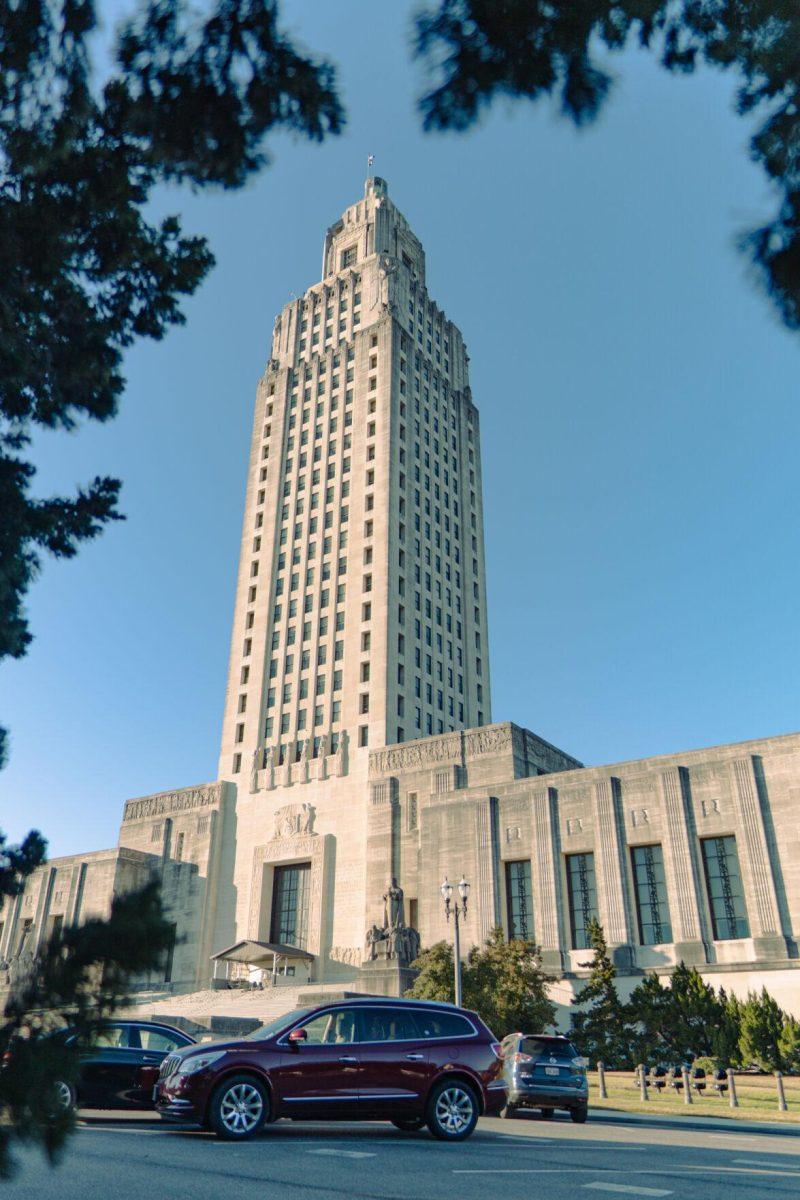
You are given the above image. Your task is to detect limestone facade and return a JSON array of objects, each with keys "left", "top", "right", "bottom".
[{"left": 2, "top": 179, "right": 799, "bottom": 1018}]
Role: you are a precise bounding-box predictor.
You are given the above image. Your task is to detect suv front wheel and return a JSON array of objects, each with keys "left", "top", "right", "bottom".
[
  {"left": 209, "top": 1074, "right": 269, "bottom": 1140},
  {"left": 426, "top": 1079, "right": 479, "bottom": 1141}
]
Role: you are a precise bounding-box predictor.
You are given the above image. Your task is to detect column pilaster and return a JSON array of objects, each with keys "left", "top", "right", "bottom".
[
  {"left": 659, "top": 767, "right": 707, "bottom": 964},
  {"left": 592, "top": 777, "right": 634, "bottom": 965},
  {"left": 730, "top": 757, "right": 788, "bottom": 957},
  {"left": 531, "top": 786, "right": 566, "bottom": 971}
]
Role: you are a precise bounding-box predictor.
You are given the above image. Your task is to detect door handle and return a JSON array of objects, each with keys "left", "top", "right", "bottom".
[
  {"left": 404, "top": 1053, "right": 425, "bottom": 1061},
  {"left": 338, "top": 1055, "right": 358, "bottom": 1063}
]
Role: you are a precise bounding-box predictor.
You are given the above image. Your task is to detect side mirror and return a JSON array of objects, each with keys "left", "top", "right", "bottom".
[{"left": 288, "top": 1027, "right": 308, "bottom": 1049}]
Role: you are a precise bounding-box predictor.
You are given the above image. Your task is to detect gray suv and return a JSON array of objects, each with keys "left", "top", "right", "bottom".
[{"left": 498, "top": 1033, "right": 588, "bottom": 1122}]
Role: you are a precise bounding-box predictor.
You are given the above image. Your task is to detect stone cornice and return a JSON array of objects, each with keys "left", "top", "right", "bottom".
[{"left": 122, "top": 782, "right": 225, "bottom": 824}]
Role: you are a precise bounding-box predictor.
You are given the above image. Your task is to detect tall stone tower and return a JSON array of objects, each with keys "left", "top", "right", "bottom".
[{"left": 218, "top": 177, "right": 491, "bottom": 784}]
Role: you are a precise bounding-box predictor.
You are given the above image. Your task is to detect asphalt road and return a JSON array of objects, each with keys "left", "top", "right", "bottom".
[{"left": 3, "top": 1110, "right": 799, "bottom": 1199}]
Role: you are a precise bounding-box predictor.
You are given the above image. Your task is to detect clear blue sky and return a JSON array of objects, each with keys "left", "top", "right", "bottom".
[{"left": 2, "top": 3, "right": 798, "bottom": 858}]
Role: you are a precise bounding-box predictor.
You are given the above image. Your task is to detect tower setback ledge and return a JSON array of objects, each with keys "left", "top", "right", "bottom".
[{"left": 367, "top": 721, "right": 582, "bottom": 782}]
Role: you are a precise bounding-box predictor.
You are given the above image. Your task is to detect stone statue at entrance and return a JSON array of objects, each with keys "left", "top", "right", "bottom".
[
  {"left": 382, "top": 877, "right": 405, "bottom": 931},
  {"left": 365, "top": 878, "right": 420, "bottom": 965}
]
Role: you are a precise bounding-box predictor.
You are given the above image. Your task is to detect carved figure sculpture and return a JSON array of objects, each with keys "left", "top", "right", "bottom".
[
  {"left": 365, "top": 879, "right": 420, "bottom": 965},
  {"left": 382, "top": 877, "right": 405, "bottom": 931},
  {"left": 249, "top": 746, "right": 261, "bottom": 794}
]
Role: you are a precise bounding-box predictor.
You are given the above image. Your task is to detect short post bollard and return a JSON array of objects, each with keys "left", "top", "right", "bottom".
[
  {"left": 597, "top": 1061, "right": 608, "bottom": 1100},
  {"left": 638, "top": 1064, "right": 648, "bottom": 1102},
  {"left": 682, "top": 1066, "right": 692, "bottom": 1104},
  {"left": 728, "top": 1068, "right": 738, "bottom": 1109},
  {"left": 776, "top": 1071, "right": 788, "bottom": 1113}
]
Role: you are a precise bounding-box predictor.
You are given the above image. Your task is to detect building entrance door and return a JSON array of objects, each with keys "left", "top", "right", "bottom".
[{"left": 270, "top": 863, "right": 311, "bottom": 949}]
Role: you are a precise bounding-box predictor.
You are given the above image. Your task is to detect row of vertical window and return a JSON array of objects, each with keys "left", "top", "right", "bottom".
[{"left": 505, "top": 835, "right": 751, "bottom": 950}]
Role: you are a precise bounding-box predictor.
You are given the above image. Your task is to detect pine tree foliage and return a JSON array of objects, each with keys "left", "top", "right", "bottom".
[
  {"left": 0, "top": 0, "right": 344, "bottom": 766},
  {"left": 406, "top": 926, "right": 556, "bottom": 1037},
  {"left": 414, "top": 1, "right": 800, "bottom": 331},
  {"left": 777, "top": 1015, "right": 800, "bottom": 1072},
  {"left": 569, "top": 918, "right": 634, "bottom": 1067},
  {"left": 739, "top": 986, "right": 788, "bottom": 1071}
]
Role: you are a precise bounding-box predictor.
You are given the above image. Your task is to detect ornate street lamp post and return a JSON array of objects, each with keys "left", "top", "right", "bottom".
[{"left": 441, "top": 875, "right": 470, "bottom": 1007}]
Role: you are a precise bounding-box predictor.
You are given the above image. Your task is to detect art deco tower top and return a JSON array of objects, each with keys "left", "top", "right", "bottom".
[{"left": 218, "top": 177, "right": 490, "bottom": 783}]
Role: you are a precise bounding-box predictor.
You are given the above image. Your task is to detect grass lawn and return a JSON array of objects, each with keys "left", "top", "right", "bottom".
[{"left": 589, "top": 1070, "right": 800, "bottom": 1124}]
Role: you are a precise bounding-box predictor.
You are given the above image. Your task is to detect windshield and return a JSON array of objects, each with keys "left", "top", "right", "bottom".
[{"left": 244, "top": 1007, "right": 315, "bottom": 1041}]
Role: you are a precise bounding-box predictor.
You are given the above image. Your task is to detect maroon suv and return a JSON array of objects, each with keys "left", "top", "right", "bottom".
[{"left": 156, "top": 998, "right": 505, "bottom": 1141}]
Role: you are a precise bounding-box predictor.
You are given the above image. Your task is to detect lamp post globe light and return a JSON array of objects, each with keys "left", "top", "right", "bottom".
[{"left": 441, "top": 875, "right": 469, "bottom": 1007}]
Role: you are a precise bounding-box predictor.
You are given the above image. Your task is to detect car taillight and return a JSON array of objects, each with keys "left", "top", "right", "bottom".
[
  {"left": 510, "top": 1052, "right": 533, "bottom": 1064},
  {"left": 490, "top": 1043, "right": 503, "bottom": 1060},
  {"left": 1, "top": 1051, "right": 12, "bottom": 1065}
]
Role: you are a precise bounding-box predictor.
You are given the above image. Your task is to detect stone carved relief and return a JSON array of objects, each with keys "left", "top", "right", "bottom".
[
  {"left": 271, "top": 804, "right": 316, "bottom": 841},
  {"left": 565, "top": 817, "right": 583, "bottom": 836},
  {"left": 123, "top": 784, "right": 222, "bottom": 823},
  {"left": 523, "top": 730, "right": 581, "bottom": 773},
  {"left": 465, "top": 726, "right": 512, "bottom": 758},
  {"left": 630, "top": 808, "right": 650, "bottom": 827},
  {"left": 330, "top": 945, "right": 362, "bottom": 967},
  {"left": 700, "top": 798, "right": 722, "bottom": 818},
  {"left": 370, "top": 733, "right": 461, "bottom": 777},
  {"left": 506, "top": 826, "right": 522, "bottom": 842}
]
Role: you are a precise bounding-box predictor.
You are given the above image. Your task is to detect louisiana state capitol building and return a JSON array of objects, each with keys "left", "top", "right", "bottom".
[{"left": 3, "top": 178, "right": 799, "bottom": 1020}]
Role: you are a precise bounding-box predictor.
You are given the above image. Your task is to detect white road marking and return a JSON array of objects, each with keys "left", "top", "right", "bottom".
[
  {"left": 734, "top": 1156, "right": 800, "bottom": 1166},
  {"left": 583, "top": 1187, "right": 672, "bottom": 1197},
  {"left": 707, "top": 1133, "right": 769, "bottom": 1142},
  {"left": 307, "top": 1149, "right": 376, "bottom": 1159}
]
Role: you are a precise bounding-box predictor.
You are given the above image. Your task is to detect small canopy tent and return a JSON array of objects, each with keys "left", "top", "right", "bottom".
[{"left": 211, "top": 940, "right": 314, "bottom": 987}]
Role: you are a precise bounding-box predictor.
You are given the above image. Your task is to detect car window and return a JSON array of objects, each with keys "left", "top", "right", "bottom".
[
  {"left": 88, "top": 1025, "right": 129, "bottom": 1049},
  {"left": 138, "top": 1027, "right": 189, "bottom": 1052},
  {"left": 520, "top": 1037, "right": 577, "bottom": 1059},
  {"left": 299, "top": 1009, "right": 358, "bottom": 1045},
  {"left": 246, "top": 1007, "right": 315, "bottom": 1041},
  {"left": 359, "top": 1008, "right": 422, "bottom": 1042},
  {"left": 414, "top": 1011, "right": 474, "bottom": 1039}
]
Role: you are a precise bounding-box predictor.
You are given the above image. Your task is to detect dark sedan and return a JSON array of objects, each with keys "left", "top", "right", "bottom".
[
  {"left": 52, "top": 1020, "right": 196, "bottom": 1111},
  {"left": 499, "top": 1032, "right": 589, "bottom": 1122}
]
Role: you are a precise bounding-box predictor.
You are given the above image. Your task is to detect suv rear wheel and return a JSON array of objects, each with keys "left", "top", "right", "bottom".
[
  {"left": 426, "top": 1079, "right": 479, "bottom": 1141},
  {"left": 570, "top": 1104, "right": 588, "bottom": 1124},
  {"left": 209, "top": 1074, "right": 269, "bottom": 1140}
]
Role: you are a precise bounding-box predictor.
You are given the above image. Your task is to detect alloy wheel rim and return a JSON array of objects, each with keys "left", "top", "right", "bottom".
[
  {"left": 435, "top": 1086, "right": 473, "bottom": 1133},
  {"left": 53, "top": 1081, "right": 73, "bottom": 1111},
  {"left": 219, "top": 1083, "right": 263, "bottom": 1133}
]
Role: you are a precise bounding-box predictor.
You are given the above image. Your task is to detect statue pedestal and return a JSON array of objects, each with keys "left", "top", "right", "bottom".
[{"left": 358, "top": 957, "right": 417, "bottom": 998}]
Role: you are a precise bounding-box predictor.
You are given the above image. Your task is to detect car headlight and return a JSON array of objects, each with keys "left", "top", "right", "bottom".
[{"left": 178, "top": 1051, "right": 225, "bottom": 1075}]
